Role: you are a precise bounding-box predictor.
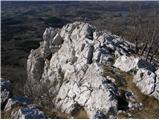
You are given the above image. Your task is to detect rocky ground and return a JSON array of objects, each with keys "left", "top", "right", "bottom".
[{"left": 1, "top": 22, "right": 158, "bottom": 119}]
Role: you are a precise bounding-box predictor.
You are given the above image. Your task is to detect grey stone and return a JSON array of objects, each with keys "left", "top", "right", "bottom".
[
  {"left": 1, "top": 79, "right": 11, "bottom": 109},
  {"left": 133, "top": 68, "right": 158, "bottom": 99},
  {"left": 11, "top": 105, "right": 47, "bottom": 119},
  {"left": 5, "top": 96, "right": 31, "bottom": 111}
]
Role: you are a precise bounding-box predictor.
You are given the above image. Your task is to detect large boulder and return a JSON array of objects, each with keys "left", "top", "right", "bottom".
[
  {"left": 114, "top": 55, "right": 155, "bottom": 72},
  {"left": 133, "top": 68, "right": 159, "bottom": 99},
  {"left": 114, "top": 55, "right": 139, "bottom": 72}
]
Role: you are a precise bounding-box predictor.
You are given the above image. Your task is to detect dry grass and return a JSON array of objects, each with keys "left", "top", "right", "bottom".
[
  {"left": 74, "top": 107, "right": 89, "bottom": 119},
  {"left": 40, "top": 107, "right": 89, "bottom": 119},
  {"left": 43, "top": 109, "right": 69, "bottom": 119},
  {"left": 117, "top": 112, "right": 129, "bottom": 119}
]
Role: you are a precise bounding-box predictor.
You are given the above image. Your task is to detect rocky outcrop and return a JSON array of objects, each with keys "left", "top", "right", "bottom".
[{"left": 26, "top": 22, "right": 159, "bottom": 118}]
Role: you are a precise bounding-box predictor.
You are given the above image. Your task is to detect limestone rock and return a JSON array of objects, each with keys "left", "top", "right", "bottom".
[
  {"left": 27, "top": 22, "right": 136, "bottom": 88},
  {"left": 152, "top": 69, "right": 159, "bottom": 99},
  {"left": 41, "top": 27, "right": 56, "bottom": 58},
  {"left": 54, "top": 64, "right": 118, "bottom": 118},
  {"left": 114, "top": 55, "right": 155, "bottom": 72},
  {"left": 11, "top": 105, "right": 47, "bottom": 119},
  {"left": 4, "top": 96, "right": 31, "bottom": 111},
  {"left": 1, "top": 79, "right": 12, "bottom": 109},
  {"left": 114, "top": 55, "right": 139, "bottom": 72},
  {"left": 128, "top": 102, "right": 143, "bottom": 111},
  {"left": 52, "top": 33, "right": 64, "bottom": 46},
  {"left": 133, "top": 68, "right": 158, "bottom": 99},
  {"left": 27, "top": 48, "right": 44, "bottom": 83},
  {"left": 43, "top": 27, "right": 57, "bottom": 41},
  {"left": 26, "top": 22, "right": 136, "bottom": 118},
  {"left": 26, "top": 22, "right": 158, "bottom": 119}
]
